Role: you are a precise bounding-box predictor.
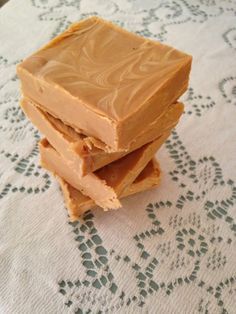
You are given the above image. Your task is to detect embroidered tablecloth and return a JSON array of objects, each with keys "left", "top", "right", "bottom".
[{"left": 0, "top": 1, "right": 236, "bottom": 313}]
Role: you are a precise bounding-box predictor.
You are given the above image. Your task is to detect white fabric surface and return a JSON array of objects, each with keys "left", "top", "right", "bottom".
[{"left": 0, "top": 0, "right": 236, "bottom": 313}]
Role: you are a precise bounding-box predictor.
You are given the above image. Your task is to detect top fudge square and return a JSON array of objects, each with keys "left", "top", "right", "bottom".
[{"left": 17, "top": 16, "right": 192, "bottom": 151}]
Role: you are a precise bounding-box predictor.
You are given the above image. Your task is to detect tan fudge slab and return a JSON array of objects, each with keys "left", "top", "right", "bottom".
[
  {"left": 39, "top": 133, "right": 169, "bottom": 209},
  {"left": 21, "top": 97, "right": 183, "bottom": 176},
  {"left": 17, "top": 16, "right": 191, "bottom": 151},
  {"left": 58, "top": 159, "right": 161, "bottom": 221}
]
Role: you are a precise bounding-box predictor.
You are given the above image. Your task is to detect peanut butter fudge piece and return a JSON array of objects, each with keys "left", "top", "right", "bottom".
[
  {"left": 58, "top": 159, "right": 161, "bottom": 221},
  {"left": 39, "top": 133, "right": 169, "bottom": 209},
  {"left": 17, "top": 16, "right": 192, "bottom": 151},
  {"left": 21, "top": 97, "right": 183, "bottom": 176}
]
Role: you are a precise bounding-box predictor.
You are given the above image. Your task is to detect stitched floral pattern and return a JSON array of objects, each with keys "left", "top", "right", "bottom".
[{"left": 0, "top": 0, "right": 236, "bottom": 313}]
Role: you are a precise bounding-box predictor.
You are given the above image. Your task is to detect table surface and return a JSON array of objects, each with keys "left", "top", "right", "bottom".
[{"left": 0, "top": 1, "right": 236, "bottom": 313}]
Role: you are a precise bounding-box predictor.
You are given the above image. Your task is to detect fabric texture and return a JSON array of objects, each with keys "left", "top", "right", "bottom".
[{"left": 0, "top": 0, "right": 236, "bottom": 313}]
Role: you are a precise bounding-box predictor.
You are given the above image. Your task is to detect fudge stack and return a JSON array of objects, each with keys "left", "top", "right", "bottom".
[{"left": 17, "top": 17, "right": 192, "bottom": 221}]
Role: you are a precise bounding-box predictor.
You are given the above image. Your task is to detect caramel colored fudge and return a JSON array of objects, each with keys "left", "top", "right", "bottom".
[
  {"left": 17, "top": 16, "right": 192, "bottom": 151},
  {"left": 58, "top": 159, "right": 161, "bottom": 221},
  {"left": 39, "top": 133, "right": 169, "bottom": 209},
  {"left": 21, "top": 97, "right": 183, "bottom": 176}
]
